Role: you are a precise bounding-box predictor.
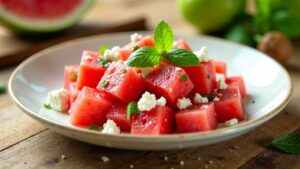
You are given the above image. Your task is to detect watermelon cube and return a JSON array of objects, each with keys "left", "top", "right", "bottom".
[
  {"left": 146, "top": 64, "right": 194, "bottom": 107},
  {"left": 106, "top": 102, "right": 131, "bottom": 132},
  {"left": 97, "top": 62, "right": 145, "bottom": 103},
  {"left": 173, "top": 39, "right": 192, "bottom": 51},
  {"left": 175, "top": 103, "right": 217, "bottom": 133},
  {"left": 214, "top": 60, "right": 227, "bottom": 76},
  {"left": 76, "top": 50, "right": 106, "bottom": 90},
  {"left": 64, "top": 65, "right": 79, "bottom": 91},
  {"left": 68, "top": 82, "right": 80, "bottom": 105},
  {"left": 183, "top": 60, "right": 217, "bottom": 95},
  {"left": 131, "top": 106, "right": 175, "bottom": 135},
  {"left": 213, "top": 86, "right": 244, "bottom": 123},
  {"left": 69, "top": 87, "right": 112, "bottom": 127},
  {"left": 226, "top": 76, "right": 247, "bottom": 97}
]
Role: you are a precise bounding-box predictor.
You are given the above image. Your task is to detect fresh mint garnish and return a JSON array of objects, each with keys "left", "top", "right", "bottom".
[
  {"left": 126, "top": 101, "right": 140, "bottom": 119},
  {"left": 180, "top": 74, "right": 188, "bottom": 82},
  {"left": 126, "top": 47, "right": 161, "bottom": 67},
  {"left": 101, "top": 80, "right": 109, "bottom": 88},
  {"left": 99, "top": 45, "right": 110, "bottom": 55},
  {"left": 89, "top": 124, "right": 100, "bottom": 131},
  {"left": 272, "top": 134, "right": 300, "bottom": 155},
  {"left": 44, "top": 103, "right": 52, "bottom": 109},
  {"left": 0, "top": 81, "right": 6, "bottom": 94},
  {"left": 204, "top": 95, "right": 215, "bottom": 101},
  {"left": 120, "top": 68, "right": 127, "bottom": 73},
  {"left": 132, "top": 45, "right": 139, "bottom": 51},
  {"left": 70, "top": 72, "right": 78, "bottom": 80},
  {"left": 97, "top": 58, "right": 110, "bottom": 67},
  {"left": 126, "top": 20, "right": 199, "bottom": 68}
]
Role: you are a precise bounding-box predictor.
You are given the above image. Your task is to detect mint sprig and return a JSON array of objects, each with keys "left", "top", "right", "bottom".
[
  {"left": 126, "top": 101, "right": 140, "bottom": 119},
  {"left": 99, "top": 45, "right": 110, "bottom": 55},
  {"left": 272, "top": 134, "right": 300, "bottom": 155},
  {"left": 126, "top": 20, "right": 199, "bottom": 68}
]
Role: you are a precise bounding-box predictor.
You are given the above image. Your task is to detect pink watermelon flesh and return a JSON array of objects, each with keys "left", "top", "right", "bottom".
[
  {"left": 0, "top": 0, "right": 83, "bottom": 20},
  {"left": 226, "top": 76, "right": 247, "bottom": 97},
  {"left": 106, "top": 102, "right": 131, "bottom": 132},
  {"left": 175, "top": 103, "right": 217, "bottom": 133}
]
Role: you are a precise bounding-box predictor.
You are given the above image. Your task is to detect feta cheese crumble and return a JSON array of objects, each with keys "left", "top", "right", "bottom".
[
  {"left": 156, "top": 97, "right": 166, "bottom": 106},
  {"left": 138, "top": 92, "right": 157, "bottom": 111},
  {"left": 101, "top": 156, "right": 110, "bottom": 163},
  {"left": 175, "top": 67, "right": 182, "bottom": 71},
  {"left": 130, "top": 33, "right": 142, "bottom": 42},
  {"left": 193, "top": 93, "right": 209, "bottom": 103},
  {"left": 46, "top": 88, "right": 70, "bottom": 112},
  {"left": 177, "top": 97, "right": 192, "bottom": 110},
  {"left": 224, "top": 118, "right": 239, "bottom": 127},
  {"left": 137, "top": 92, "right": 167, "bottom": 111},
  {"left": 103, "top": 46, "right": 120, "bottom": 61},
  {"left": 216, "top": 73, "right": 227, "bottom": 89},
  {"left": 213, "top": 97, "right": 220, "bottom": 102},
  {"left": 101, "top": 119, "right": 121, "bottom": 134},
  {"left": 194, "top": 46, "right": 209, "bottom": 62}
]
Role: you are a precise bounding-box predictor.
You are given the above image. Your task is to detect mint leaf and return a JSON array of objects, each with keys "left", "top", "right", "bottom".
[
  {"left": 99, "top": 45, "right": 110, "bottom": 55},
  {"left": 272, "top": 134, "right": 300, "bottom": 155},
  {"left": 101, "top": 80, "right": 109, "bottom": 88},
  {"left": 89, "top": 124, "right": 100, "bottom": 131},
  {"left": 180, "top": 74, "right": 188, "bottom": 82},
  {"left": 70, "top": 72, "right": 78, "bottom": 81},
  {"left": 97, "top": 58, "right": 110, "bottom": 67},
  {"left": 165, "top": 48, "right": 199, "bottom": 66},
  {"left": 126, "top": 47, "right": 161, "bottom": 67},
  {"left": 204, "top": 95, "right": 215, "bottom": 101},
  {"left": 0, "top": 81, "right": 6, "bottom": 94},
  {"left": 154, "top": 20, "right": 174, "bottom": 53},
  {"left": 44, "top": 103, "right": 52, "bottom": 109},
  {"left": 126, "top": 101, "right": 140, "bottom": 119}
]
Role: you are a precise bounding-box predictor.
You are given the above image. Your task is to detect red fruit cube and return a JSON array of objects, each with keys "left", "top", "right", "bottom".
[
  {"left": 106, "top": 102, "right": 131, "bottom": 132},
  {"left": 131, "top": 106, "right": 175, "bottom": 135},
  {"left": 226, "top": 76, "right": 247, "bottom": 97},
  {"left": 214, "top": 60, "right": 227, "bottom": 76},
  {"left": 175, "top": 103, "right": 217, "bottom": 133},
  {"left": 146, "top": 64, "right": 194, "bottom": 107},
  {"left": 183, "top": 60, "right": 217, "bottom": 95},
  {"left": 76, "top": 51, "right": 106, "bottom": 90},
  {"left": 97, "top": 62, "right": 145, "bottom": 103},
  {"left": 213, "top": 86, "right": 244, "bottom": 123},
  {"left": 173, "top": 39, "right": 192, "bottom": 51},
  {"left": 68, "top": 82, "right": 80, "bottom": 106},
  {"left": 64, "top": 65, "right": 79, "bottom": 91},
  {"left": 69, "top": 87, "right": 112, "bottom": 127}
]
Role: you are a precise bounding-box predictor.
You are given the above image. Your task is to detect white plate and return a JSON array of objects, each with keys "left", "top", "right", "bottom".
[{"left": 9, "top": 32, "right": 292, "bottom": 150}]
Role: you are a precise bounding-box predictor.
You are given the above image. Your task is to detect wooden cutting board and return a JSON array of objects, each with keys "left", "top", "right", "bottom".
[{"left": 0, "top": 18, "right": 146, "bottom": 69}]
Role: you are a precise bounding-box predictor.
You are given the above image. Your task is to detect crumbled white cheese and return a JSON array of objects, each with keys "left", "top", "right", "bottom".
[
  {"left": 46, "top": 88, "right": 70, "bottom": 112},
  {"left": 193, "top": 93, "right": 209, "bottom": 103},
  {"left": 138, "top": 92, "right": 157, "bottom": 111},
  {"left": 224, "top": 118, "right": 239, "bottom": 127},
  {"left": 101, "top": 156, "right": 110, "bottom": 163},
  {"left": 156, "top": 97, "right": 167, "bottom": 107},
  {"left": 175, "top": 67, "right": 182, "bottom": 71},
  {"left": 177, "top": 97, "right": 192, "bottom": 110},
  {"left": 213, "top": 97, "right": 220, "bottom": 102},
  {"left": 103, "top": 46, "right": 120, "bottom": 61},
  {"left": 101, "top": 119, "right": 121, "bottom": 134},
  {"left": 194, "top": 46, "right": 209, "bottom": 62},
  {"left": 216, "top": 73, "right": 227, "bottom": 89},
  {"left": 130, "top": 33, "right": 142, "bottom": 42}
]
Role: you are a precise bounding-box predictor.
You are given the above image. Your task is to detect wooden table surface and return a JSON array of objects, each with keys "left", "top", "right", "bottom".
[{"left": 1, "top": 0, "right": 300, "bottom": 169}]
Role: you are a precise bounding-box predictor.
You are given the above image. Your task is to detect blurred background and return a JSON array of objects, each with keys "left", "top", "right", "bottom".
[{"left": 0, "top": 0, "right": 299, "bottom": 68}]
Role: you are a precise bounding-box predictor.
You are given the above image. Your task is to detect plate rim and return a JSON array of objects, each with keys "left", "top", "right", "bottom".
[{"left": 8, "top": 31, "right": 293, "bottom": 141}]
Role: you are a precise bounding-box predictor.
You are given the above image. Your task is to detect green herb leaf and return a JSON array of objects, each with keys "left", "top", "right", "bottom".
[
  {"left": 101, "top": 80, "right": 109, "bottom": 88},
  {"left": 126, "top": 47, "right": 161, "bottom": 67},
  {"left": 89, "top": 124, "right": 100, "bottom": 131},
  {"left": 180, "top": 74, "right": 188, "bottom": 82},
  {"left": 44, "top": 103, "right": 52, "bottom": 109},
  {"left": 132, "top": 45, "right": 139, "bottom": 51},
  {"left": 0, "top": 81, "right": 6, "bottom": 94},
  {"left": 165, "top": 48, "right": 200, "bottom": 66},
  {"left": 272, "top": 134, "right": 300, "bottom": 155},
  {"left": 99, "top": 45, "right": 110, "bottom": 55},
  {"left": 97, "top": 58, "right": 110, "bottom": 67},
  {"left": 154, "top": 20, "right": 174, "bottom": 53},
  {"left": 126, "top": 101, "right": 140, "bottom": 119},
  {"left": 204, "top": 95, "right": 215, "bottom": 101},
  {"left": 270, "top": 10, "right": 300, "bottom": 38},
  {"left": 70, "top": 72, "right": 78, "bottom": 81}
]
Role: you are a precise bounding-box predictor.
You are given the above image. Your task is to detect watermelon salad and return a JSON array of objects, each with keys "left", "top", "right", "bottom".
[{"left": 44, "top": 21, "right": 247, "bottom": 135}]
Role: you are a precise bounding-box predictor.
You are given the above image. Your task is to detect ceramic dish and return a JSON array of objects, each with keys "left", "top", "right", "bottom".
[{"left": 9, "top": 32, "right": 292, "bottom": 150}]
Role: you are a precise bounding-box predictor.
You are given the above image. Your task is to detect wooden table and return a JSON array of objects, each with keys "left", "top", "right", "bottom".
[{"left": 0, "top": 1, "right": 300, "bottom": 168}]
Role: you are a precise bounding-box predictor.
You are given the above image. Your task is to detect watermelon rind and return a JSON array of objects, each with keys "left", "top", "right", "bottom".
[{"left": 0, "top": 0, "right": 94, "bottom": 34}]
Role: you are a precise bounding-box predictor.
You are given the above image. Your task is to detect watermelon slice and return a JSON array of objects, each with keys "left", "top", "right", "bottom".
[{"left": 0, "top": 0, "right": 94, "bottom": 34}]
